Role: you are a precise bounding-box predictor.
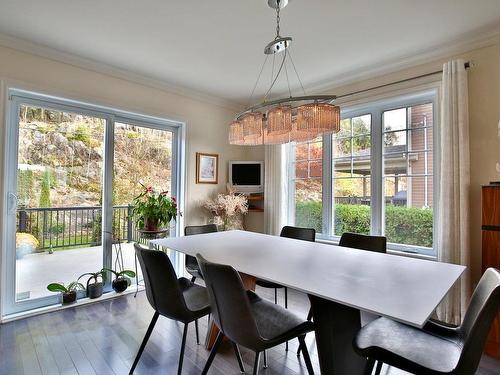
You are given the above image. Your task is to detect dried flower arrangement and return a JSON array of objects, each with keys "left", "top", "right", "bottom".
[{"left": 203, "top": 186, "right": 248, "bottom": 230}]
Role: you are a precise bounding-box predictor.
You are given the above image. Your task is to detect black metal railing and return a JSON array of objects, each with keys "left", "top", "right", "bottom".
[
  {"left": 16, "top": 205, "right": 142, "bottom": 250},
  {"left": 334, "top": 196, "right": 407, "bottom": 206}
]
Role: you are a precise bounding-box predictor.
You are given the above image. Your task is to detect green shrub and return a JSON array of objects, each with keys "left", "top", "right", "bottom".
[
  {"left": 295, "top": 201, "right": 433, "bottom": 248},
  {"left": 295, "top": 200, "right": 322, "bottom": 232}
]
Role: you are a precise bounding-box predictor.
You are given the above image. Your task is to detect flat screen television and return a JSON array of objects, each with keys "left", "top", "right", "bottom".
[{"left": 229, "top": 161, "right": 264, "bottom": 193}]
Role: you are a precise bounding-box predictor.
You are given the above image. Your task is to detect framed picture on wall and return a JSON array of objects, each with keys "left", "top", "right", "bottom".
[{"left": 196, "top": 152, "right": 219, "bottom": 184}]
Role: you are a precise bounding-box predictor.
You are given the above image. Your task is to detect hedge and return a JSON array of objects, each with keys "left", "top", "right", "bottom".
[{"left": 295, "top": 201, "right": 433, "bottom": 248}]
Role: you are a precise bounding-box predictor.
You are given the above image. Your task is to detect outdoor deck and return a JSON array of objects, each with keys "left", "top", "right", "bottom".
[{"left": 16, "top": 243, "right": 143, "bottom": 300}]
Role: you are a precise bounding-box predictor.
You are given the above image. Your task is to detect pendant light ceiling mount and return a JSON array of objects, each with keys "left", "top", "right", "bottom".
[{"left": 229, "top": 0, "right": 340, "bottom": 146}]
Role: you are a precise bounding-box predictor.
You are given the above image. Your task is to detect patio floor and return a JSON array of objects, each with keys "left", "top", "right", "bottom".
[{"left": 16, "top": 243, "right": 147, "bottom": 300}]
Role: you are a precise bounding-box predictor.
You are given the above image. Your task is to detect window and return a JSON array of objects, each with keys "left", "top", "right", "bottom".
[{"left": 288, "top": 90, "right": 437, "bottom": 256}]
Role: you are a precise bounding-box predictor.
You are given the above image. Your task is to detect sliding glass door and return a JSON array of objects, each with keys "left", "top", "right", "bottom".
[{"left": 3, "top": 89, "right": 183, "bottom": 316}]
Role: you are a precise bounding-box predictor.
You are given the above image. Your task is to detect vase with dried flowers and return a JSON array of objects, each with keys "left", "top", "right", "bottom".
[
  {"left": 203, "top": 186, "right": 248, "bottom": 230},
  {"left": 132, "top": 184, "right": 180, "bottom": 232}
]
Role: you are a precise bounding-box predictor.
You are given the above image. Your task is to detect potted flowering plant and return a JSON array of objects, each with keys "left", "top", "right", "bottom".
[{"left": 132, "top": 184, "right": 180, "bottom": 231}]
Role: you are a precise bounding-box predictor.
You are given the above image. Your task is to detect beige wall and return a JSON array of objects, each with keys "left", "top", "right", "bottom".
[{"left": 0, "top": 44, "right": 252, "bottom": 269}]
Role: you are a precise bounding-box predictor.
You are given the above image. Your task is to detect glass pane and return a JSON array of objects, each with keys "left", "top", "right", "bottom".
[
  {"left": 295, "top": 161, "right": 308, "bottom": 179},
  {"left": 112, "top": 123, "right": 174, "bottom": 279},
  {"left": 408, "top": 151, "right": 433, "bottom": 176},
  {"left": 337, "top": 118, "right": 351, "bottom": 138},
  {"left": 334, "top": 137, "right": 351, "bottom": 158},
  {"left": 383, "top": 108, "right": 407, "bottom": 132},
  {"left": 309, "top": 141, "right": 323, "bottom": 160},
  {"left": 384, "top": 130, "right": 406, "bottom": 152},
  {"left": 16, "top": 105, "right": 105, "bottom": 301},
  {"left": 309, "top": 160, "right": 322, "bottom": 178},
  {"left": 333, "top": 176, "right": 371, "bottom": 236},
  {"left": 295, "top": 143, "right": 309, "bottom": 161},
  {"left": 384, "top": 176, "right": 433, "bottom": 248},
  {"left": 295, "top": 179, "right": 322, "bottom": 233},
  {"left": 408, "top": 127, "right": 433, "bottom": 152},
  {"left": 352, "top": 115, "right": 371, "bottom": 136},
  {"left": 352, "top": 135, "right": 371, "bottom": 157}
]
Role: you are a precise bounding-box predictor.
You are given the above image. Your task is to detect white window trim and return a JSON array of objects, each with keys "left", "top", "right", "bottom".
[{"left": 288, "top": 87, "right": 439, "bottom": 257}]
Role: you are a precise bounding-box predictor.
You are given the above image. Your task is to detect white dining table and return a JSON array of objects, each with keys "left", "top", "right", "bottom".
[{"left": 151, "top": 230, "right": 465, "bottom": 375}]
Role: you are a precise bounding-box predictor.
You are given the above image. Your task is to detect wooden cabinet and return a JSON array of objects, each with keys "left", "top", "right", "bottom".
[{"left": 482, "top": 185, "right": 500, "bottom": 358}]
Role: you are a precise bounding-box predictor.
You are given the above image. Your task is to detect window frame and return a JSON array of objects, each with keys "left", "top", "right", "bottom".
[{"left": 288, "top": 89, "right": 439, "bottom": 257}]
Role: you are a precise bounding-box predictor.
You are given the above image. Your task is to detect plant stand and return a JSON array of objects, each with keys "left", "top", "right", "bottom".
[{"left": 134, "top": 229, "right": 169, "bottom": 297}]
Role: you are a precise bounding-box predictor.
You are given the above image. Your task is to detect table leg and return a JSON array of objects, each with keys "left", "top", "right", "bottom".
[
  {"left": 308, "top": 295, "right": 367, "bottom": 375},
  {"left": 204, "top": 272, "right": 256, "bottom": 350}
]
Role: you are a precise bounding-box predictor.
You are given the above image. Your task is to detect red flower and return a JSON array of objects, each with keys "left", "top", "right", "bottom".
[
  {"left": 172, "top": 197, "right": 176, "bottom": 202},
  {"left": 146, "top": 186, "right": 153, "bottom": 192}
]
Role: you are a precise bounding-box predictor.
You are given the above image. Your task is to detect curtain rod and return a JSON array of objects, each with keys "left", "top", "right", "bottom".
[{"left": 335, "top": 61, "right": 470, "bottom": 101}]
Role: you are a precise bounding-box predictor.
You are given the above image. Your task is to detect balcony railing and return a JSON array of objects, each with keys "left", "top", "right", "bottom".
[
  {"left": 334, "top": 196, "right": 407, "bottom": 206},
  {"left": 16, "top": 205, "right": 141, "bottom": 250}
]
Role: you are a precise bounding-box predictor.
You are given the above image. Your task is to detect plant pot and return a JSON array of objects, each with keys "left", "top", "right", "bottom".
[
  {"left": 143, "top": 216, "right": 160, "bottom": 231},
  {"left": 87, "top": 282, "right": 103, "bottom": 299},
  {"left": 112, "top": 277, "right": 128, "bottom": 293},
  {"left": 62, "top": 291, "right": 77, "bottom": 304}
]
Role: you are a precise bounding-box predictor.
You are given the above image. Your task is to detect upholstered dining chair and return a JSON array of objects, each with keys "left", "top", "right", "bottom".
[
  {"left": 354, "top": 267, "right": 500, "bottom": 375},
  {"left": 197, "top": 253, "right": 316, "bottom": 375},
  {"left": 256, "top": 225, "right": 315, "bottom": 350},
  {"left": 184, "top": 224, "right": 218, "bottom": 282},
  {"left": 130, "top": 244, "right": 211, "bottom": 375}
]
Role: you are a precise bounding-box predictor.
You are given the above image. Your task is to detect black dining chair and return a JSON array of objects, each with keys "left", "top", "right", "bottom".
[
  {"left": 354, "top": 267, "right": 500, "bottom": 375},
  {"left": 184, "top": 224, "right": 218, "bottom": 282},
  {"left": 256, "top": 225, "right": 315, "bottom": 350},
  {"left": 130, "top": 244, "right": 211, "bottom": 375},
  {"left": 196, "top": 254, "right": 316, "bottom": 375}
]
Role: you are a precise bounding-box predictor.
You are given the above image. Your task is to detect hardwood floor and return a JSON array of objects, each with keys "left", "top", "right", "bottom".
[{"left": 0, "top": 286, "right": 498, "bottom": 375}]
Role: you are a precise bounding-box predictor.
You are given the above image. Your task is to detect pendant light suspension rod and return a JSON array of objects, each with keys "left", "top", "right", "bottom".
[{"left": 263, "top": 49, "right": 288, "bottom": 101}]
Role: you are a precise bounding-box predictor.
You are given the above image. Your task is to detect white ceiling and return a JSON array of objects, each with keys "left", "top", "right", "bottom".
[{"left": 0, "top": 0, "right": 499, "bottom": 105}]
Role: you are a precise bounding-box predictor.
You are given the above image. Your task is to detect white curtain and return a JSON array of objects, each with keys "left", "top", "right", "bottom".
[
  {"left": 436, "top": 59, "right": 471, "bottom": 325},
  {"left": 264, "top": 144, "right": 288, "bottom": 235}
]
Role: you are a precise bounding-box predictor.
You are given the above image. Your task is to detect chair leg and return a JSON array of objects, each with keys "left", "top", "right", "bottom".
[
  {"left": 129, "top": 311, "right": 159, "bottom": 374},
  {"left": 374, "top": 360, "right": 383, "bottom": 375},
  {"left": 298, "top": 335, "right": 314, "bottom": 375},
  {"left": 306, "top": 307, "right": 313, "bottom": 321},
  {"left": 274, "top": 288, "right": 277, "bottom": 304},
  {"left": 285, "top": 287, "right": 289, "bottom": 351},
  {"left": 191, "top": 276, "right": 196, "bottom": 283},
  {"left": 195, "top": 319, "right": 200, "bottom": 345},
  {"left": 263, "top": 350, "right": 268, "bottom": 368},
  {"left": 201, "top": 331, "right": 224, "bottom": 375},
  {"left": 253, "top": 352, "right": 261, "bottom": 375},
  {"left": 232, "top": 342, "right": 245, "bottom": 373},
  {"left": 177, "top": 323, "right": 188, "bottom": 375},
  {"left": 363, "top": 358, "right": 376, "bottom": 375}
]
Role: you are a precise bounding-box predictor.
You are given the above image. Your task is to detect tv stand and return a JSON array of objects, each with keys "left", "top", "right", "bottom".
[{"left": 246, "top": 193, "right": 264, "bottom": 212}]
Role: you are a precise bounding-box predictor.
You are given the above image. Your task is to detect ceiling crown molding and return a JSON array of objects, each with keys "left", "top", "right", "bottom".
[
  {"left": 0, "top": 32, "right": 244, "bottom": 112},
  {"left": 304, "top": 22, "right": 500, "bottom": 95}
]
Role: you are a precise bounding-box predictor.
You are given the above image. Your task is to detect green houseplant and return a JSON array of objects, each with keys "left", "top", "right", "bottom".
[
  {"left": 78, "top": 270, "right": 106, "bottom": 299},
  {"left": 102, "top": 268, "right": 136, "bottom": 293},
  {"left": 47, "top": 281, "right": 85, "bottom": 304},
  {"left": 131, "top": 185, "right": 179, "bottom": 231}
]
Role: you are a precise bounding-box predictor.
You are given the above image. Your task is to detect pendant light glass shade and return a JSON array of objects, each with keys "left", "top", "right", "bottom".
[
  {"left": 296, "top": 103, "right": 340, "bottom": 135},
  {"left": 228, "top": 120, "right": 245, "bottom": 145},
  {"left": 290, "top": 118, "right": 317, "bottom": 143},
  {"left": 264, "top": 127, "right": 290, "bottom": 144},
  {"left": 242, "top": 111, "right": 263, "bottom": 145},
  {"left": 267, "top": 104, "right": 292, "bottom": 135}
]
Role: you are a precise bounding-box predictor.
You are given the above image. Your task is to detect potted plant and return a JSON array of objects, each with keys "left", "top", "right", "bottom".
[
  {"left": 203, "top": 186, "right": 248, "bottom": 230},
  {"left": 131, "top": 184, "right": 180, "bottom": 231},
  {"left": 102, "top": 268, "right": 136, "bottom": 293},
  {"left": 78, "top": 270, "right": 106, "bottom": 299},
  {"left": 47, "top": 281, "right": 85, "bottom": 304}
]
